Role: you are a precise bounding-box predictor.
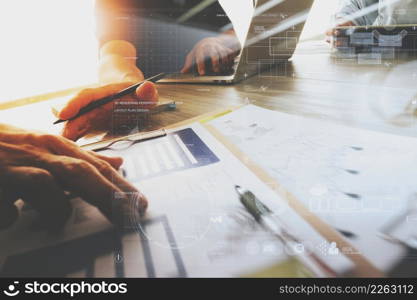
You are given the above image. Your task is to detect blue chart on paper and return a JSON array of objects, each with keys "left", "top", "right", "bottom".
[{"left": 119, "top": 128, "right": 220, "bottom": 182}]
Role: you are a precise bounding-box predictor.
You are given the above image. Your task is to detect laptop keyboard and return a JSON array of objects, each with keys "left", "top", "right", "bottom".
[{"left": 165, "top": 55, "right": 240, "bottom": 78}]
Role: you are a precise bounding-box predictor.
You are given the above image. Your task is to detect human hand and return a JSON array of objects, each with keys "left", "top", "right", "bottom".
[
  {"left": 57, "top": 39, "right": 159, "bottom": 141},
  {"left": 57, "top": 80, "right": 159, "bottom": 141},
  {"left": 0, "top": 124, "right": 147, "bottom": 230},
  {"left": 181, "top": 34, "right": 240, "bottom": 75},
  {"left": 325, "top": 21, "right": 355, "bottom": 48}
]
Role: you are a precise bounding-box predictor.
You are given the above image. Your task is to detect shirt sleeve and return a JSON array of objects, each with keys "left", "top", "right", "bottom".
[
  {"left": 96, "top": 0, "right": 231, "bottom": 47},
  {"left": 335, "top": 0, "right": 379, "bottom": 26},
  {"left": 95, "top": 0, "right": 139, "bottom": 47}
]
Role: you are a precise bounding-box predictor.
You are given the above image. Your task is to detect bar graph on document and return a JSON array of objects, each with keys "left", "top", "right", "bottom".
[{"left": 107, "top": 128, "right": 220, "bottom": 182}]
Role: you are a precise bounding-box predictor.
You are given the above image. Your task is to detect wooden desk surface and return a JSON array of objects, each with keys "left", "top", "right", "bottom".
[
  {"left": 1, "top": 40, "right": 416, "bottom": 141},
  {"left": 153, "top": 40, "right": 417, "bottom": 139}
]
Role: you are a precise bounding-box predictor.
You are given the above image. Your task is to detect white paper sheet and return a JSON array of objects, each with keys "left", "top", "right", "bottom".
[
  {"left": 0, "top": 96, "right": 106, "bottom": 146},
  {"left": 210, "top": 104, "right": 417, "bottom": 272}
]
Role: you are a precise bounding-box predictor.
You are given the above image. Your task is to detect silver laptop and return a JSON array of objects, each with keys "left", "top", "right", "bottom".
[{"left": 159, "top": 0, "right": 314, "bottom": 84}]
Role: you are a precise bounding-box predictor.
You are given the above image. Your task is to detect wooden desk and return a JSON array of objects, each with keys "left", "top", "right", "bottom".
[
  {"left": 1, "top": 40, "right": 416, "bottom": 277},
  {"left": 1, "top": 40, "right": 416, "bottom": 140},
  {"left": 138, "top": 40, "right": 417, "bottom": 139}
]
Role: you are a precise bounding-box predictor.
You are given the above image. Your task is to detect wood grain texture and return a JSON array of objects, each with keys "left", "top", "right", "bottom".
[{"left": 2, "top": 41, "right": 416, "bottom": 140}]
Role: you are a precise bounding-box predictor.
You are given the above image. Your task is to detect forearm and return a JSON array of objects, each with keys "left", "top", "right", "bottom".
[
  {"left": 98, "top": 40, "right": 144, "bottom": 84},
  {"left": 335, "top": 0, "right": 378, "bottom": 26}
]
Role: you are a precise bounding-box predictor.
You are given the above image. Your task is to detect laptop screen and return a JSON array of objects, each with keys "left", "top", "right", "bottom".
[{"left": 242, "top": 0, "right": 314, "bottom": 63}]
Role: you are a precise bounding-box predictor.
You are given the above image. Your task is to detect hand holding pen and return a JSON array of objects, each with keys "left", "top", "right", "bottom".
[{"left": 54, "top": 74, "right": 165, "bottom": 141}]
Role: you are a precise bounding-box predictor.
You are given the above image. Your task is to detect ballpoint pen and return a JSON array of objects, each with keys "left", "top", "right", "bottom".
[
  {"left": 53, "top": 73, "right": 166, "bottom": 125},
  {"left": 235, "top": 185, "right": 335, "bottom": 277}
]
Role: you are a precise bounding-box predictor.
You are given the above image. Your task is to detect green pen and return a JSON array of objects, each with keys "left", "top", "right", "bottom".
[
  {"left": 236, "top": 185, "right": 286, "bottom": 239},
  {"left": 235, "top": 185, "right": 335, "bottom": 277}
]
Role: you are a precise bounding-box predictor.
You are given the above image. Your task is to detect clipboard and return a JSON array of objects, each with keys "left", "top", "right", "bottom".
[{"left": 82, "top": 105, "right": 383, "bottom": 277}]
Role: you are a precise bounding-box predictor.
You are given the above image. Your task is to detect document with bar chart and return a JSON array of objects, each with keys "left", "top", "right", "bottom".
[{"left": 110, "top": 128, "right": 220, "bottom": 182}]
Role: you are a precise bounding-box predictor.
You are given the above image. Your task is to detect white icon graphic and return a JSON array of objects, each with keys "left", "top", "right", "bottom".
[
  {"left": 3, "top": 281, "right": 20, "bottom": 297},
  {"left": 246, "top": 241, "right": 261, "bottom": 255},
  {"left": 210, "top": 216, "right": 223, "bottom": 224},
  {"left": 341, "top": 246, "right": 361, "bottom": 255},
  {"left": 328, "top": 242, "right": 340, "bottom": 256},
  {"left": 293, "top": 243, "right": 305, "bottom": 254},
  {"left": 262, "top": 242, "right": 278, "bottom": 254},
  {"left": 115, "top": 253, "right": 123, "bottom": 263}
]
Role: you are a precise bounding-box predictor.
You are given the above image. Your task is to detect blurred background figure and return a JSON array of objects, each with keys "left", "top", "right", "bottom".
[{"left": 327, "top": 0, "right": 417, "bottom": 44}]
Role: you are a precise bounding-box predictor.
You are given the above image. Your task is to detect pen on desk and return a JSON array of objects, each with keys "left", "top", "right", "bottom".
[
  {"left": 53, "top": 73, "right": 166, "bottom": 125},
  {"left": 235, "top": 185, "right": 293, "bottom": 241},
  {"left": 235, "top": 185, "right": 335, "bottom": 277}
]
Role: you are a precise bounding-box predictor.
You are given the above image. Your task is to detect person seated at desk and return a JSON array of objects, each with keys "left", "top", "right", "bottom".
[
  {"left": 326, "top": 0, "right": 417, "bottom": 43},
  {"left": 0, "top": 124, "right": 146, "bottom": 230},
  {"left": 57, "top": 0, "right": 240, "bottom": 141}
]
